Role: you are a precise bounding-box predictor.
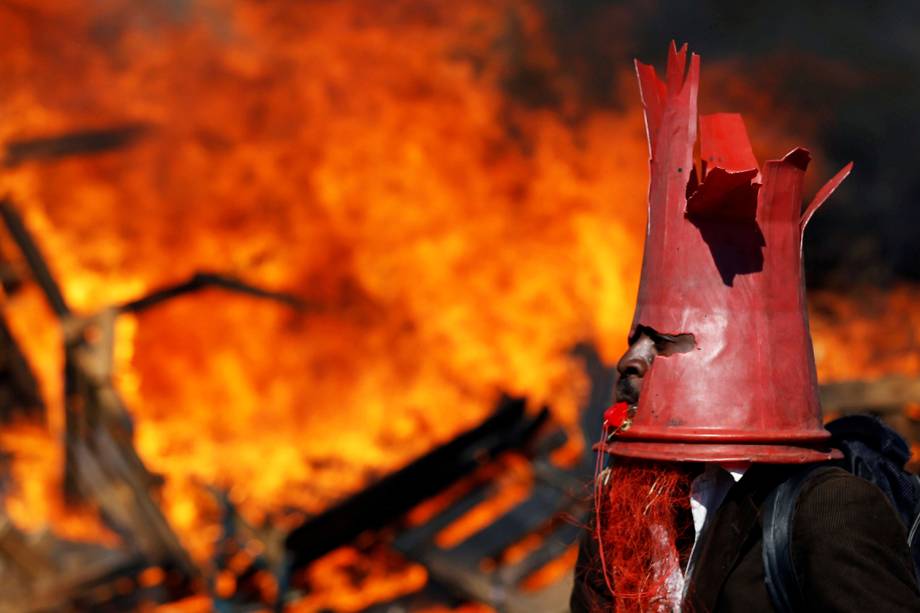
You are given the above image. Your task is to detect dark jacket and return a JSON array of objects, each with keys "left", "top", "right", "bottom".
[{"left": 571, "top": 465, "right": 920, "bottom": 612}]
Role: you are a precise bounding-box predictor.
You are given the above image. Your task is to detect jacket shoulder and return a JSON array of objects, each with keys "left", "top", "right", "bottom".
[
  {"left": 795, "top": 466, "right": 908, "bottom": 537},
  {"left": 791, "top": 466, "right": 920, "bottom": 611}
]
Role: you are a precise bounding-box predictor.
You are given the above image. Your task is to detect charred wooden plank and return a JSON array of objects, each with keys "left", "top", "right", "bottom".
[
  {"left": 0, "top": 243, "right": 26, "bottom": 296},
  {"left": 61, "top": 312, "right": 195, "bottom": 575},
  {"left": 443, "top": 483, "right": 571, "bottom": 566},
  {"left": 24, "top": 550, "right": 188, "bottom": 613},
  {"left": 0, "top": 314, "right": 44, "bottom": 422},
  {"left": 117, "top": 272, "right": 306, "bottom": 313},
  {"left": 4, "top": 124, "right": 150, "bottom": 167},
  {"left": 0, "top": 200, "right": 84, "bottom": 496},
  {"left": 361, "top": 583, "right": 465, "bottom": 613},
  {"left": 0, "top": 201, "right": 194, "bottom": 573},
  {"left": 0, "top": 513, "right": 54, "bottom": 579},
  {"left": 0, "top": 510, "right": 185, "bottom": 613},
  {"left": 393, "top": 484, "right": 494, "bottom": 555},
  {"left": 383, "top": 348, "right": 612, "bottom": 611},
  {"left": 69, "top": 426, "right": 195, "bottom": 575},
  {"left": 284, "top": 396, "right": 547, "bottom": 571},
  {"left": 496, "top": 520, "right": 583, "bottom": 585},
  {"left": 820, "top": 376, "right": 920, "bottom": 413},
  {"left": 0, "top": 199, "right": 70, "bottom": 317},
  {"left": 389, "top": 438, "right": 589, "bottom": 608},
  {"left": 404, "top": 542, "right": 572, "bottom": 613}
]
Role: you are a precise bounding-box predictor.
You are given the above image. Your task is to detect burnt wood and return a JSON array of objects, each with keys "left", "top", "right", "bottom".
[
  {"left": 4, "top": 124, "right": 150, "bottom": 167},
  {"left": 0, "top": 199, "right": 195, "bottom": 576},
  {"left": 370, "top": 345, "right": 612, "bottom": 612},
  {"left": 284, "top": 396, "right": 547, "bottom": 570},
  {"left": 118, "top": 272, "right": 306, "bottom": 313},
  {"left": 389, "top": 435, "right": 587, "bottom": 612},
  {"left": 0, "top": 507, "right": 193, "bottom": 613},
  {"left": 820, "top": 376, "right": 920, "bottom": 413},
  {"left": 0, "top": 314, "right": 44, "bottom": 422},
  {"left": 0, "top": 199, "right": 71, "bottom": 317}
]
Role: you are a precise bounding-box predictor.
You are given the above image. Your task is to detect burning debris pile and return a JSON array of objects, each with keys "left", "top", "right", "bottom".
[
  {"left": 0, "top": 191, "right": 589, "bottom": 612},
  {"left": 0, "top": 0, "right": 918, "bottom": 611},
  {"left": 0, "top": 197, "right": 301, "bottom": 609},
  {"left": 0, "top": 194, "right": 605, "bottom": 610},
  {"left": 0, "top": 1, "right": 647, "bottom": 609}
]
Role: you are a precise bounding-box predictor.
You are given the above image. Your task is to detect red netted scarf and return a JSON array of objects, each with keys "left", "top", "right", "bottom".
[{"left": 592, "top": 457, "right": 695, "bottom": 612}]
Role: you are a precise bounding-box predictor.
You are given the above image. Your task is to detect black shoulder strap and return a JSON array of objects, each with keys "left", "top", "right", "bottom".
[{"left": 762, "top": 465, "right": 832, "bottom": 613}]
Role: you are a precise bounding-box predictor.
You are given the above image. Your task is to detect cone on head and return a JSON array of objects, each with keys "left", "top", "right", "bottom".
[{"left": 603, "top": 43, "right": 851, "bottom": 463}]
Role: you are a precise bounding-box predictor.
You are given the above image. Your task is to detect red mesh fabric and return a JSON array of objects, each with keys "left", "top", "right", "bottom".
[{"left": 593, "top": 455, "right": 694, "bottom": 612}]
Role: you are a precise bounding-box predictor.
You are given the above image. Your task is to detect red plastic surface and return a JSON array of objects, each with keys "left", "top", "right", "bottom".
[{"left": 607, "top": 43, "right": 852, "bottom": 463}]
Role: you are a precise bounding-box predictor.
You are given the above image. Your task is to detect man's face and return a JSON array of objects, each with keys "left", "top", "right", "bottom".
[{"left": 615, "top": 326, "right": 695, "bottom": 406}]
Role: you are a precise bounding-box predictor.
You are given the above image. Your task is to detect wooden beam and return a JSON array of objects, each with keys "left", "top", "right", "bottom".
[
  {"left": 117, "top": 272, "right": 306, "bottom": 313},
  {"left": 3, "top": 124, "right": 150, "bottom": 167},
  {"left": 0, "top": 314, "right": 44, "bottom": 422},
  {"left": 284, "top": 396, "right": 546, "bottom": 572},
  {"left": 820, "top": 376, "right": 920, "bottom": 413},
  {"left": 0, "top": 200, "right": 196, "bottom": 576},
  {"left": 0, "top": 199, "right": 70, "bottom": 317},
  {"left": 62, "top": 309, "right": 196, "bottom": 575}
]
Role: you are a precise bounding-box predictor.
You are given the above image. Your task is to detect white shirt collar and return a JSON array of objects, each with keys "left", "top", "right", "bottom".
[{"left": 668, "top": 462, "right": 750, "bottom": 609}]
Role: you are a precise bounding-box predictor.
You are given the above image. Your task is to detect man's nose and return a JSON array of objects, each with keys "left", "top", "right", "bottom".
[{"left": 617, "top": 336, "right": 657, "bottom": 378}]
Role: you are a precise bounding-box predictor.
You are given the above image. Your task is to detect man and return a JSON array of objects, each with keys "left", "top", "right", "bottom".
[{"left": 570, "top": 43, "right": 920, "bottom": 612}]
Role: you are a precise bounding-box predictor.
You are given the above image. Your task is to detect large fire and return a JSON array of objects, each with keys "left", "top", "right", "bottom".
[
  {"left": 0, "top": 0, "right": 917, "bottom": 610},
  {"left": 0, "top": 0, "right": 648, "bottom": 607}
]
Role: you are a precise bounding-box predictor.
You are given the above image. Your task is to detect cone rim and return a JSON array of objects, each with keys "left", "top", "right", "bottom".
[{"left": 598, "top": 440, "right": 843, "bottom": 464}]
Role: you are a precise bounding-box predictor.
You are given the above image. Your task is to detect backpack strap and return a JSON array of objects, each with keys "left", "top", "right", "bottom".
[{"left": 762, "top": 465, "right": 835, "bottom": 613}]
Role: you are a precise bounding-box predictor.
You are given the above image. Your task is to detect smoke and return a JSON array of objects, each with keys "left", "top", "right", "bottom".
[{"left": 530, "top": 0, "right": 920, "bottom": 288}]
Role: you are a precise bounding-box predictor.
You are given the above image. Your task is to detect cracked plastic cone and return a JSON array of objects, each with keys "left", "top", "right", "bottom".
[{"left": 602, "top": 43, "right": 851, "bottom": 463}]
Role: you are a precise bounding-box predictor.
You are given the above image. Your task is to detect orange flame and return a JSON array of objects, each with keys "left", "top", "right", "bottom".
[
  {"left": 1, "top": 1, "right": 916, "bottom": 610},
  {"left": 0, "top": 0, "right": 645, "bottom": 607},
  {"left": 811, "top": 286, "right": 920, "bottom": 382}
]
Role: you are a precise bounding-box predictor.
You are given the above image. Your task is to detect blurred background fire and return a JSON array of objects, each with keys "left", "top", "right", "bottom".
[{"left": 0, "top": 1, "right": 918, "bottom": 611}]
